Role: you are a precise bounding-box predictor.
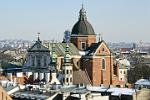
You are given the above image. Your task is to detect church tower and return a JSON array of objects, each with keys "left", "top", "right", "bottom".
[
  {"left": 62, "top": 44, "right": 73, "bottom": 85},
  {"left": 70, "top": 5, "right": 96, "bottom": 51},
  {"left": 49, "top": 43, "right": 61, "bottom": 85},
  {"left": 49, "top": 43, "right": 57, "bottom": 72}
]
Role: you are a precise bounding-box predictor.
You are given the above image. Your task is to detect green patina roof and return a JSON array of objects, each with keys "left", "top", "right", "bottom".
[{"left": 49, "top": 43, "right": 80, "bottom": 56}]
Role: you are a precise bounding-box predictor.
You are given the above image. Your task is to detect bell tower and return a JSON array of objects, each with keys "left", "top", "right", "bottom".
[{"left": 62, "top": 44, "right": 73, "bottom": 86}]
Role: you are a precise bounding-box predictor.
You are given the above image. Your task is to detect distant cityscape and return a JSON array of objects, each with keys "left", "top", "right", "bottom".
[{"left": 0, "top": 39, "right": 150, "bottom": 52}]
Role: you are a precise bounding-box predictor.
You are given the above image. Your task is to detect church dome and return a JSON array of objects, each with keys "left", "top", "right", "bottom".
[{"left": 71, "top": 5, "right": 95, "bottom": 35}]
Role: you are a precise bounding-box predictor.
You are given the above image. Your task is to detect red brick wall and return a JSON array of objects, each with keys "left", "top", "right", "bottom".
[
  {"left": 92, "top": 57, "right": 113, "bottom": 86},
  {"left": 81, "top": 56, "right": 113, "bottom": 87},
  {"left": 70, "top": 35, "right": 96, "bottom": 50},
  {"left": 71, "top": 35, "right": 122, "bottom": 87},
  {"left": 92, "top": 58, "right": 101, "bottom": 86}
]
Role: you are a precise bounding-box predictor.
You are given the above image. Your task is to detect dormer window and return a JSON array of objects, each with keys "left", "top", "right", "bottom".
[{"left": 81, "top": 42, "right": 86, "bottom": 50}]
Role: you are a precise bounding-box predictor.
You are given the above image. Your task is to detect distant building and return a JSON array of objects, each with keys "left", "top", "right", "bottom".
[
  {"left": 116, "top": 59, "right": 130, "bottom": 87},
  {"left": 135, "top": 79, "right": 150, "bottom": 89}
]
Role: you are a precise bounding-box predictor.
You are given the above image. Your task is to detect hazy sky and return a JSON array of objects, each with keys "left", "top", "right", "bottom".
[{"left": 0, "top": 0, "right": 150, "bottom": 42}]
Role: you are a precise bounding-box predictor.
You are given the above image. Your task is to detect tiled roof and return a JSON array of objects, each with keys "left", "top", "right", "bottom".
[{"left": 73, "top": 70, "right": 91, "bottom": 85}]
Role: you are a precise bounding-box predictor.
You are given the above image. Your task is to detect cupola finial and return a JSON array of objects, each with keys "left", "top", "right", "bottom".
[{"left": 79, "top": 4, "right": 87, "bottom": 21}]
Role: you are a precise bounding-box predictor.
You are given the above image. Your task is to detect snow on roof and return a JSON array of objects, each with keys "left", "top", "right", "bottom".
[
  {"left": 87, "top": 86, "right": 136, "bottom": 96},
  {"left": 87, "top": 86, "right": 107, "bottom": 92},
  {"left": 107, "top": 88, "right": 136, "bottom": 96},
  {"left": 119, "top": 59, "right": 130, "bottom": 66},
  {"left": 135, "top": 79, "right": 150, "bottom": 86}
]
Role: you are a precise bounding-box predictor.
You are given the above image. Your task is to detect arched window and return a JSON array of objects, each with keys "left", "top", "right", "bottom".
[
  {"left": 124, "top": 71, "right": 126, "bottom": 74},
  {"left": 102, "top": 59, "right": 105, "bottom": 69},
  {"left": 66, "top": 78, "right": 69, "bottom": 82},
  {"left": 81, "top": 42, "right": 86, "bottom": 50}
]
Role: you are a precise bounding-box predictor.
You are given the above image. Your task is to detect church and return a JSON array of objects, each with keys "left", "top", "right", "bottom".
[{"left": 23, "top": 5, "right": 120, "bottom": 87}]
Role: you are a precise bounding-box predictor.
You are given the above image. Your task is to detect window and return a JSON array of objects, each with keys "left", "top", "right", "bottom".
[
  {"left": 32, "top": 56, "right": 35, "bottom": 66},
  {"left": 70, "top": 78, "right": 72, "bottom": 82},
  {"left": 63, "top": 70, "right": 65, "bottom": 74},
  {"left": 99, "top": 50, "right": 101, "bottom": 53},
  {"left": 102, "top": 59, "right": 105, "bottom": 69},
  {"left": 113, "top": 65, "right": 117, "bottom": 76},
  {"left": 80, "top": 84, "right": 84, "bottom": 87},
  {"left": 120, "top": 70, "right": 122, "bottom": 74},
  {"left": 102, "top": 48, "right": 105, "bottom": 51},
  {"left": 67, "top": 70, "right": 69, "bottom": 74},
  {"left": 66, "top": 78, "right": 69, "bottom": 82},
  {"left": 124, "top": 71, "right": 126, "bottom": 74},
  {"left": 81, "top": 42, "right": 86, "bottom": 50},
  {"left": 37, "top": 56, "right": 41, "bottom": 66},
  {"left": 44, "top": 56, "right": 47, "bottom": 66}
]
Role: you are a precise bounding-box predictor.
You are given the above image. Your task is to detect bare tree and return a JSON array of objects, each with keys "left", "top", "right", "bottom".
[{"left": 128, "top": 52, "right": 150, "bottom": 83}]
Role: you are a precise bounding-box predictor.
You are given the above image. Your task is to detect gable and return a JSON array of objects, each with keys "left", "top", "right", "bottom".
[
  {"left": 28, "top": 41, "right": 49, "bottom": 52},
  {"left": 94, "top": 42, "right": 110, "bottom": 56}
]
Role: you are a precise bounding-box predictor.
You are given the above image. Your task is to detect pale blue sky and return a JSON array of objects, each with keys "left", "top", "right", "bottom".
[{"left": 0, "top": 0, "right": 149, "bottom": 42}]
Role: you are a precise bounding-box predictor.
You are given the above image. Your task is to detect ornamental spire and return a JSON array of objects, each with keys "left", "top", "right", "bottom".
[
  {"left": 37, "top": 32, "right": 42, "bottom": 43},
  {"left": 51, "top": 41, "right": 57, "bottom": 63},
  {"left": 79, "top": 4, "right": 87, "bottom": 21},
  {"left": 98, "top": 33, "right": 103, "bottom": 42}
]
